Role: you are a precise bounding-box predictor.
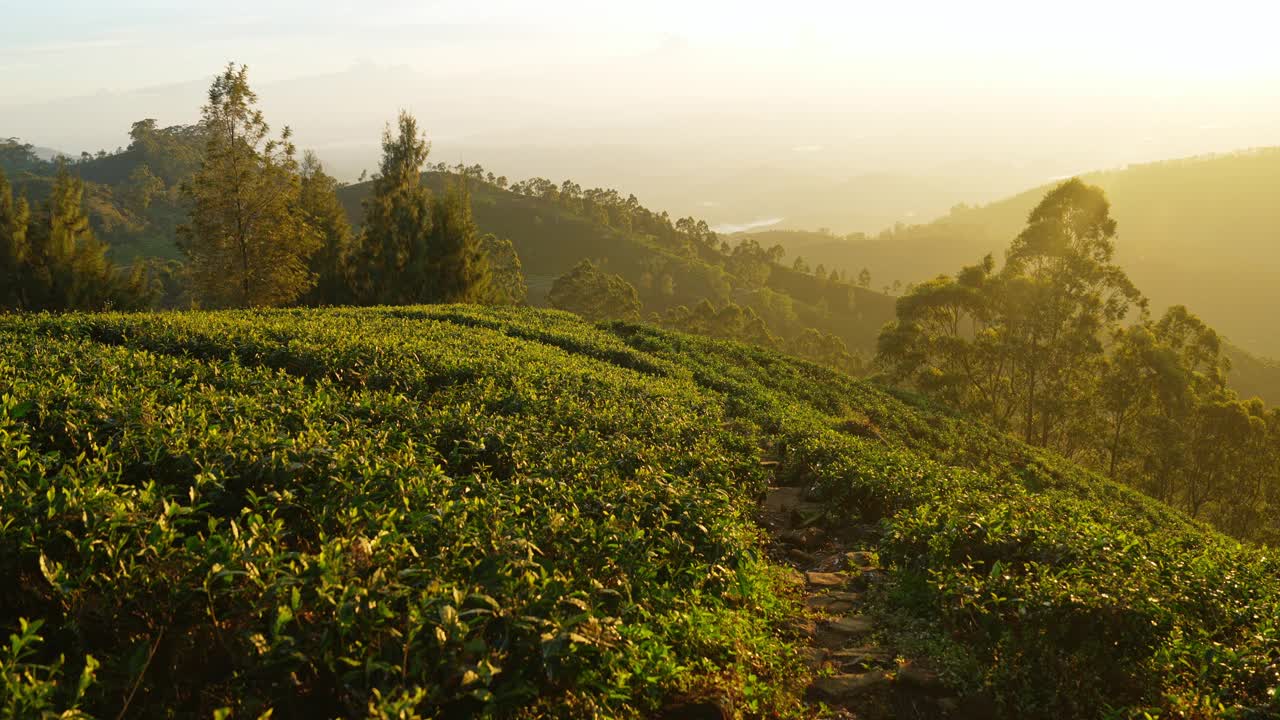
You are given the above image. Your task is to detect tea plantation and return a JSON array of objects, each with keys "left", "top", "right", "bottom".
[{"left": 1, "top": 306, "right": 1277, "bottom": 719}]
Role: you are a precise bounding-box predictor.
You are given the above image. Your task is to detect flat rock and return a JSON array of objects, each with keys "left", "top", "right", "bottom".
[
  {"left": 658, "top": 698, "right": 731, "bottom": 720},
  {"left": 805, "top": 571, "right": 848, "bottom": 588},
  {"left": 800, "top": 646, "right": 827, "bottom": 670},
  {"left": 808, "top": 670, "right": 892, "bottom": 701},
  {"left": 849, "top": 569, "right": 887, "bottom": 591},
  {"left": 787, "top": 548, "right": 815, "bottom": 565},
  {"left": 825, "top": 616, "right": 875, "bottom": 637},
  {"left": 805, "top": 595, "right": 855, "bottom": 613},
  {"left": 830, "top": 646, "right": 895, "bottom": 669},
  {"left": 779, "top": 526, "right": 826, "bottom": 549},
  {"left": 762, "top": 487, "right": 803, "bottom": 514},
  {"left": 783, "top": 502, "right": 824, "bottom": 525}
]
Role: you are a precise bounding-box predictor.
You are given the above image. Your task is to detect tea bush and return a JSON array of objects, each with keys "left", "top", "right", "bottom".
[{"left": 2, "top": 306, "right": 1277, "bottom": 719}]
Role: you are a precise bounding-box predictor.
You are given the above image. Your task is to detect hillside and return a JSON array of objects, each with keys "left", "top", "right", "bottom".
[
  {"left": 1226, "top": 343, "right": 1280, "bottom": 407},
  {"left": 336, "top": 172, "right": 897, "bottom": 353},
  {"left": 2, "top": 135, "right": 895, "bottom": 358},
  {"left": 2, "top": 306, "right": 1277, "bottom": 719},
  {"left": 755, "top": 148, "right": 1280, "bottom": 358}
]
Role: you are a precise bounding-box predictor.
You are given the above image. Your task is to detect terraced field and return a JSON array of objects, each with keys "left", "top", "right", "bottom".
[{"left": 1, "top": 306, "right": 1277, "bottom": 719}]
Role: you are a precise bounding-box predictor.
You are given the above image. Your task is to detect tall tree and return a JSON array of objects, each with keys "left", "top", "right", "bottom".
[
  {"left": 999, "top": 179, "right": 1145, "bottom": 447},
  {"left": 877, "top": 255, "right": 1019, "bottom": 430},
  {"left": 426, "top": 177, "right": 491, "bottom": 303},
  {"left": 876, "top": 181, "right": 1280, "bottom": 543},
  {"left": 351, "top": 111, "right": 433, "bottom": 304},
  {"left": 0, "top": 167, "right": 30, "bottom": 308},
  {"left": 297, "top": 151, "right": 354, "bottom": 305},
  {"left": 24, "top": 165, "right": 117, "bottom": 311},
  {"left": 179, "top": 63, "right": 319, "bottom": 307}
]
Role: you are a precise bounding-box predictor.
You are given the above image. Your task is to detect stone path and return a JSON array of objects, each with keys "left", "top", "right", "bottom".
[{"left": 759, "top": 485, "right": 960, "bottom": 719}]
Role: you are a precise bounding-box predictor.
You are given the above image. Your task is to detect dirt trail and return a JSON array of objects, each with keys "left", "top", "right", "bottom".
[{"left": 759, "top": 485, "right": 960, "bottom": 719}]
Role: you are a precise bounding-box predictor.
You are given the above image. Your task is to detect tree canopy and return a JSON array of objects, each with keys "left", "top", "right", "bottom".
[{"left": 179, "top": 63, "right": 319, "bottom": 307}]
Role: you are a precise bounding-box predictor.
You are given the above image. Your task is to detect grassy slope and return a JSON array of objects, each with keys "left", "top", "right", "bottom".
[
  {"left": 5, "top": 149, "right": 896, "bottom": 353},
  {"left": 757, "top": 148, "right": 1280, "bottom": 359},
  {"left": 2, "top": 306, "right": 1277, "bottom": 718},
  {"left": 336, "top": 174, "right": 896, "bottom": 353}
]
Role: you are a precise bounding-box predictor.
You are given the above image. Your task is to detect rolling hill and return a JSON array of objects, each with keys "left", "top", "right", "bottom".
[
  {"left": 9, "top": 135, "right": 1280, "bottom": 404},
  {"left": 2, "top": 305, "right": 1277, "bottom": 718},
  {"left": 752, "top": 148, "right": 1280, "bottom": 358},
  {"left": 1, "top": 135, "right": 895, "bottom": 359},
  {"left": 340, "top": 172, "right": 899, "bottom": 353}
]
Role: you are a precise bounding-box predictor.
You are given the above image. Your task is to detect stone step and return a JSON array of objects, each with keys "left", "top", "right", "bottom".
[
  {"left": 805, "top": 594, "right": 856, "bottom": 614},
  {"left": 804, "top": 571, "right": 849, "bottom": 588},
  {"left": 807, "top": 670, "right": 892, "bottom": 701},
  {"left": 824, "top": 615, "right": 875, "bottom": 637},
  {"left": 829, "top": 645, "right": 895, "bottom": 669}
]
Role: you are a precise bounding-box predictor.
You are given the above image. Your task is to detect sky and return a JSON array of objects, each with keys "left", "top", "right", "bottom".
[
  {"left": 7, "top": 0, "right": 1280, "bottom": 101},
  {"left": 5, "top": 0, "right": 1280, "bottom": 229}
]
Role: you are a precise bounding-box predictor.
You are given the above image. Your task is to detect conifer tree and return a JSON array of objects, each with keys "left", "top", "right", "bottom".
[
  {"left": 351, "top": 111, "right": 433, "bottom": 304},
  {"left": 353, "top": 113, "right": 493, "bottom": 305},
  {"left": 0, "top": 167, "right": 30, "bottom": 309},
  {"left": 297, "top": 151, "right": 354, "bottom": 305},
  {"left": 180, "top": 63, "right": 319, "bottom": 307},
  {"left": 426, "top": 177, "right": 491, "bottom": 303},
  {"left": 24, "top": 165, "right": 115, "bottom": 310}
]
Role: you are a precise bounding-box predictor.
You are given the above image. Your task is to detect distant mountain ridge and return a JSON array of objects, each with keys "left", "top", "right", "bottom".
[{"left": 751, "top": 147, "right": 1280, "bottom": 358}]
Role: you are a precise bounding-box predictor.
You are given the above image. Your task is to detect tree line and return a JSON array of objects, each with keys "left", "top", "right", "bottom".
[
  {"left": 3, "top": 62, "right": 879, "bottom": 379},
  {"left": 1, "top": 63, "right": 523, "bottom": 312},
  {"left": 878, "top": 179, "right": 1280, "bottom": 543}
]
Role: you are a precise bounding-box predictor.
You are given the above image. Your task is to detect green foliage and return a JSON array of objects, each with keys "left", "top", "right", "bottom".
[
  {"left": 0, "top": 165, "right": 163, "bottom": 312},
  {"left": 0, "top": 168, "right": 31, "bottom": 308},
  {"left": 878, "top": 181, "right": 1280, "bottom": 544},
  {"left": 426, "top": 178, "right": 491, "bottom": 303},
  {"left": 478, "top": 233, "right": 527, "bottom": 305},
  {"left": 658, "top": 299, "right": 775, "bottom": 347},
  {"left": 179, "top": 63, "right": 320, "bottom": 308},
  {"left": 799, "top": 148, "right": 1280, "bottom": 359},
  {"left": 19, "top": 166, "right": 124, "bottom": 311},
  {"left": 605, "top": 321, "right": 1280, "bottom": 719},
  {"left": 1, "top": 618, "right": 98, "bottom": 719},
  {"left": 349, "top": 111, "right": 435, "bottom": 304},
  {"left": 297, "top": 151, "right": 355, "bottom": 306},
  {"left": 125, "top": 120, "right": 205, "bottom": 188},
  {"left": 337, "top": 166, "right": 892, "bottom": 354},
  {"left": 0, "top": 307, "right": 806, "bottom": 718},
  {"left": 548, "top": 260, "right": 642, "bottom": 321},
  {"left": 3, "top": 305, "right": 1279, "bottom": 717},
  {"left": 0, "top": 139, "right": 53, "bottom": 178},
  {"left": 656, "top": 300, "right": 862, "bottom": 375},
  {"left": 350, "top": 115, "right": 493, "bottom": 306}
]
